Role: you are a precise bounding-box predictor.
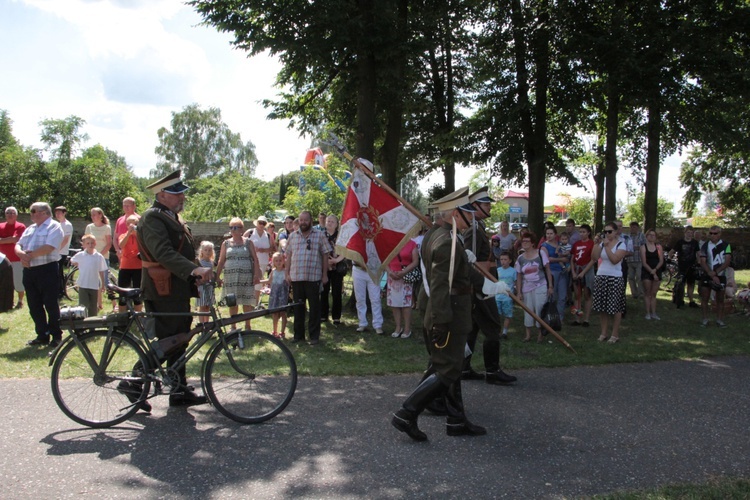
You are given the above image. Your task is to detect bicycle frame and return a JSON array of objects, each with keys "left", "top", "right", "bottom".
[{"left": 52, "top": 284, "right": 295, "bottom": 394}]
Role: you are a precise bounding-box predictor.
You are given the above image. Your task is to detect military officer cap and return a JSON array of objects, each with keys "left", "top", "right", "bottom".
[
  {"left": 146, "top": 169, "right": 190, "bottom": 194},
  {"left": 432, "top": 186, "right": 476, "bottom": 213},
  {"left": 469, "top": 186, "right": 495, "bottom": 204}
]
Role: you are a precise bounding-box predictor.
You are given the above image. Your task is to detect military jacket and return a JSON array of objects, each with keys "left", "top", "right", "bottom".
[{"left": 136, "top": 201, "right": 197, "bottom": 301}]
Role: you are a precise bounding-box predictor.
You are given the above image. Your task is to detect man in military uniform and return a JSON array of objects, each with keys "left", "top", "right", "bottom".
[
  {"left": 462, "top": 187, "right": 517, "bottom": 385},
  {"left": 135, "top": 170, "right": 213, "bottom": 408},
  {"left": 391, "top": 187, "right": 509, "bottom": 441}
]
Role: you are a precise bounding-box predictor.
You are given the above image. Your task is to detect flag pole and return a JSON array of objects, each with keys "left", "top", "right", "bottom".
[{"left": 327, "top": 135, "right": 433, "bottom": 228}]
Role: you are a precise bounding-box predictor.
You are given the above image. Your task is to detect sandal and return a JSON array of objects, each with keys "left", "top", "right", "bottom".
[
  {"left": 400, "top": 331, "right": 412, "bottom": 339},
  {"left": 598, "top": 335, "right": 608, "bottom": 342},
  {"left": 607, "top": 336, "right": 619, "bottom": 344},
  {"left": 391, "top": 328, "right": 404, "bottom": 338}
]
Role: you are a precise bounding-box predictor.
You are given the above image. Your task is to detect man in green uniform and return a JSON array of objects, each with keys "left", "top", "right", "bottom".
[
  {"left": 136, "top": 170, "right": 213, "bottom": 407},
  {"left": 462, "top": 187, "right": 517, "bottom": 385},
  {"left": 391, "top": 187, "right": 509, "bottom": 441}
]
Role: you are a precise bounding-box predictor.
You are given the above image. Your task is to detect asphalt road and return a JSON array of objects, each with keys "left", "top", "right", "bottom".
[{"left": 1, "top": 356, "right": 748, "bottom": 499}]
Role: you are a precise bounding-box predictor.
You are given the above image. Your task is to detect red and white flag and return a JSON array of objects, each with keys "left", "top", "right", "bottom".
[{"left": 336, "top": 167, "right": 422, "bottom": 284}]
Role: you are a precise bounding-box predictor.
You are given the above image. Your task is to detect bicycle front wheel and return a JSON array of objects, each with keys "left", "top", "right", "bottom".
[
  {"left": 204, "top": 330, "right": 297, "bottom": 424},
  {"left": 63, "top": 267, "right": 79, "bottom": 301},
  {"left": 51, "top": 330, "right": 151, "bottom": 428}
]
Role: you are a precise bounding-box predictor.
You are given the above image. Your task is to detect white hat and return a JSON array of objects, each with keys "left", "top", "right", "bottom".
[
  {"left": 146, "top": 170, "right": 189, "bottom": 194},
  {"left": 254, "top": 215, "right": 268, "bottom": 225},
  {"left": 431, "top": 187, "right": 476, "bottom": 213}
]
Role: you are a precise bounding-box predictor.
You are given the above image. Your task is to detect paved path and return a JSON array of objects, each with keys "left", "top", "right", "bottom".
[{"left": 1, "top": 356, "right": 748, "bottom": 499}]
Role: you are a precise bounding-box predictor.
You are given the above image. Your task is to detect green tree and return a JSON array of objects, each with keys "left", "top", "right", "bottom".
[
  {"left": 282, "top": 165, "right": 347, "bottom": 219},
  {"left": 183, "top": 172, "right": 275, "bottom": 222},
  {"left": 0, "top": 145, "right": 50, "bottom": 210},
  {"left": 623, "top": 193, "right": 675, "bottom": 229},
  {"left": 567, "top": 196, "right": 595, "bottom": 226},
  {"left": 39, "top": 115, "right": 89, "bottom": 169},
  {"left": 0, "top": 110, "right": 19, "bottom": 150},
  {"left": 153, "top": 104, "right": 258, "bottom": 180},
  {"left": 52, "top": 144, "right": 146, "bottom": 218}
]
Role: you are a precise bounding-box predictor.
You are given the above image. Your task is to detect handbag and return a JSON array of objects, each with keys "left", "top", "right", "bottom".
[
  {"left": 397, "top": 254, "right": 422, "bottom": 284},
  {"left": 540, "top": 297, "right": 562, "bottom": 332},
  {"left": 335, "top": 259, "right": 348, "bottom": 275},
  {"left": 402, "top": 266, "right": 422, "bottom": 284}
]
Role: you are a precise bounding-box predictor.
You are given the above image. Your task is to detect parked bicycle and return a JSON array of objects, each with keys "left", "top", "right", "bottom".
[
  {"left": 50, "top": 282, "right": 297, "bottom": 428},
  {"left": 660, "top": 255, "right": 679, "bottom": 290}
]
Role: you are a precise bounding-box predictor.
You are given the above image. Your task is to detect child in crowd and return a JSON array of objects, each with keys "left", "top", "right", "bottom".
[
  {"left": 196, "top": 241, "right": 216, "bottom": 324},
  {"left": 265, "top": 252, "right": 289, "bottom": 338},
  {"left": 70, "top": 234, "right": 108, "bottom": 317},
  {"left": 495, "top": 252, "right": 517, "bottom": 339},
  {"left": 558, "top": 232, "right": 572, "bottom": 274}
]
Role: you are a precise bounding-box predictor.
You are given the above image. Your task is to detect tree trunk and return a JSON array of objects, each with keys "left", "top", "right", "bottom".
[
  {"left": 643, "top": 101, "right": 661, "bottom": 230},
  {"left": 510, "top": 0, "right": 549, "bottom": 233},
  {"left": 355, "top": 0, "right": 376, "bottom": 164},
  {"left": 381, "top": 0, "right": 408, "bottom": 191},
  {"left": 604, "top": 79, "right": 620, "bottom": 223},
  {"left": 594, "top": 144, "right": 606, "bottom": 234}
]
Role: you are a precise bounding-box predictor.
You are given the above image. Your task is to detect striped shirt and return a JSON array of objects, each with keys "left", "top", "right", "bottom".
[
  {"left": 17, "top": 217, "right": 64, "bottom": 266},
  {"left": 286, "top": 229, "right": 331, "bottom": 282}
]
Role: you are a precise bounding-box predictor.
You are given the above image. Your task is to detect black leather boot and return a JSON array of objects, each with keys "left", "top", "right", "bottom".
[
  {"left": 483, "top": 339, "right": 517, "bottom": 385},
  {"left": 445, "top": 379, "right": 487, "bottom": 437},
  {"left": 392, "top": 373, "right": 448, "bottom": 441},
  {"left": 168, "top": 359, "right": 207, "bottom": 407},
  {"left": 461, "top": 356, "right": 484, "bottom": 380}
]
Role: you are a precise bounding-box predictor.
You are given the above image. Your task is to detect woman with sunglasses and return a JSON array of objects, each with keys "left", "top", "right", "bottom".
[
  {"left": 216, "top": 217, "right": 262, "bottom": 330},
  {"left": 515, "top": 231, "right": 554, "bottom": 343},
  {"left": 591, "top": 222, "right": 629, "bottom": 343}
]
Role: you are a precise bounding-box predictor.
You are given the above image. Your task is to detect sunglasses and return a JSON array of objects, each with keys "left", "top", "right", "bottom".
[
  {"left": 257, "top": 221, "right": 267, "bottom": 226},
  {"left": 306, "top": 239, "right": 311, "bottom": 250},
  {"left": 709, "top": 232, "right": 719, "bottom": 235},
  {"left": 229, "top": 226, "right": 243, "bottom": 230},
  {"left": 604, "top": 229, "right": 614, "bottom": 234}
]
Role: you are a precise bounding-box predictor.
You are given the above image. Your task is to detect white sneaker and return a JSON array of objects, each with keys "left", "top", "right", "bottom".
[
  {"left": 651, "top": 314, "right": 660, "bottom": 320},
  {"left": 356, "top": 326, "right": 368, "bottom": 332},
  {"left": 644, "top": 314, "right": 651, "bottom": 320},
  {"left": 375, "top": 328, "right": 384, "bottom": 335}
]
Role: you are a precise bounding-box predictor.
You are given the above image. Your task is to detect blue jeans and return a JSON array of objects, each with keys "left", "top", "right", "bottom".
[{"left": 551, "top": 269, "right": 569, "bottom": 319}]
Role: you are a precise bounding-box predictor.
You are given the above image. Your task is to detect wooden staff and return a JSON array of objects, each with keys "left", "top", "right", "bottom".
[
  {"left": 472, "top": 263, "right": 577, "bottom": 354},
  {"left": 327, "top": 134, "right": 432, "bottom": 227}
]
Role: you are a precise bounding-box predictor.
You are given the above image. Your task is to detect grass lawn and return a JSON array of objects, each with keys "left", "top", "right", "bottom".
[{"left": 1, "top": 270, "right": 748, "bottom": 379}]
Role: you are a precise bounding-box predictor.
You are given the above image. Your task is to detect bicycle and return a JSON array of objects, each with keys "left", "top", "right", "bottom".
[
  {"left": 62, "top": 251, "right": 118, "bottom": 303},
  {"left": 660, "top": 255, "right": 679, "bottom": 290},
  {"left": 49, "top": 282, "right": 297, "bottom": 428}
]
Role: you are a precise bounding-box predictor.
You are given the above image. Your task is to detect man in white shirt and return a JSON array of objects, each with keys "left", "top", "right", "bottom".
[{"left": 15, "top": 202, "right": 64, "bottom": 347}]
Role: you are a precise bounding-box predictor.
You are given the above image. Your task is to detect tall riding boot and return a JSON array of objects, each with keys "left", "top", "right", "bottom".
[
  {"left": 461, "top": 326, "right": 484, "bottom": 380},
  {"left": 445, "top": 379, "right": 487, "bottom": 436},
  {"left": 420, "top": 364, "right": 448, "bottom": 416},
  {"left": 392, "top": 373, "right": 448, "bottom": 441},
  {"left": 483, "top": 339, "right": 517, "bottom": 385}
]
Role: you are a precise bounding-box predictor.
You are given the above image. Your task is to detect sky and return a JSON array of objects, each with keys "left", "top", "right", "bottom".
[{"left": 1, "top": 0, "right": 688, "bottom": 211}]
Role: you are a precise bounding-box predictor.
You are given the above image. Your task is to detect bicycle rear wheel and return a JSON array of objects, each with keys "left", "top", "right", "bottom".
[
  {"left": 204, "top": 330, "right": 297, "bottom": 424},
  {"left": 51, "top": 330, "right": 151, "bottom": 428}
]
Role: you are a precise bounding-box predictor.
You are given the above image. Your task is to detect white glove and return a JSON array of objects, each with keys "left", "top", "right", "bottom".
[
  {"left": 465, "top": 249, "right": 477, "bottom": 264},
  {"left": 482, "top": 278, "right": 510, "bottom": 296}
]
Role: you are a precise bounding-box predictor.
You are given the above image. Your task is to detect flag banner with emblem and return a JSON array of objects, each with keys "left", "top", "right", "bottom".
[{"left": 336, "top": 167, "right": 422, "bottom": 284}]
